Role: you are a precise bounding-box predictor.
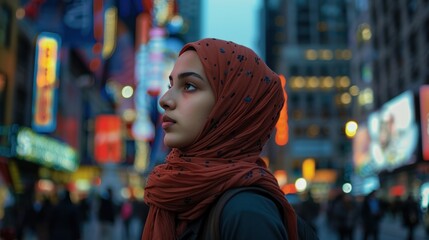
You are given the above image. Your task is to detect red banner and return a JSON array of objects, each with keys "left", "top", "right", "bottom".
[
  {"left": 94, "top": 115, "right": 122, "bottom": 163},
  {"left": 421, "top": 86, "right": 429, "bottom": 160}
]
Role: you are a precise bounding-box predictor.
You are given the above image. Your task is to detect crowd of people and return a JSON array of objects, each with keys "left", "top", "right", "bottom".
[
  {"left": 323, "top": 190, "right": 428, "bottom": 240},
  {"left": 0, "top": 185, "right": 149, "bottom": 240}
]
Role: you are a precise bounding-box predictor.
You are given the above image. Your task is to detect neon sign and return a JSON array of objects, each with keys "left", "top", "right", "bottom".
[
  {"left": 32, "top": 32, "right": 61, "bottom": 132},
  {"left": 16, "top": 128, "right": 78, "bottom": 172}
]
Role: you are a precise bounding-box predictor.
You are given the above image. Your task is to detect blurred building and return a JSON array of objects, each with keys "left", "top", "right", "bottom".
[
  {"left": 369, "top": 0, "right": 428, "bottom": 106},
  {"left": 348, "top": 0, "right": 429, "bottom": 206},
  {"left": 176, "top": 0, "right": 202, "bottom": 42},
  {"left": 264, "top": 0, "right": 354, "bottom": 198}
]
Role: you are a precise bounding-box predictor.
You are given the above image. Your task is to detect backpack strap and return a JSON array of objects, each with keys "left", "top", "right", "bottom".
[
  {"left": 200, "top": 186, "right": 319, "bottom": 240},
  {"left": 201, "top": 186, "right": 284, "bottom": 240}
]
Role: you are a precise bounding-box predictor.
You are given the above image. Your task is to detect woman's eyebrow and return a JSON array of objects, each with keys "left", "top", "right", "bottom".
[
  {"left": 177, "top": 72, "right": 205, "bottom": 81},
  {"left": 168, "top": 72, "right": 206, "bottom": 82}
]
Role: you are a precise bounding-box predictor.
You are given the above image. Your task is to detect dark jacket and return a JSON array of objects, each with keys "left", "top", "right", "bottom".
[
  {"left": 49, "top": 192, "right": 80, "bottom": 240},
  {"left": 180, "top": 191, "right": 288, "bottom": 240},
  {"left": 179, "top": 187, "right": 319, "bottom": 240}
]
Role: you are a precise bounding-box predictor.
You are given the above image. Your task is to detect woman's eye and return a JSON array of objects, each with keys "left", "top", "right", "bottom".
[
  {"left": 167, "top": 83, "right": 172, "bottom": 89},
  {"left": 184, "top": 83, "right": 196, "bottom": 91}
]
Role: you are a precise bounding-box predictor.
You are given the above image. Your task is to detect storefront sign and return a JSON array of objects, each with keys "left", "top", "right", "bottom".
[
  {"left": 16, "top": 128, "right": 78, "bottom": 172},
  {"left": 421, "top": 86, "right": 429, "bottom": 160},
  {"left": 94, "top": 115, "right": 122, "bottom": 163}
]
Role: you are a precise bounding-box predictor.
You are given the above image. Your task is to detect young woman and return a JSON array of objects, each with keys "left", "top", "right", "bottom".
[{"left": 142, "top": 38, "right": 299, "bottom": 240}]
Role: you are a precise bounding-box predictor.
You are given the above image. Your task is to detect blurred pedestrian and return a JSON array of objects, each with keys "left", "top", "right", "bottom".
[
  {"left": 120, "top": 197, "right": 133, "bottom": 239},
  {"left": 300, "top": 191, "right": 320, "bottom": 234},
  {"left": 48, "top": 189, "right": 80, "bottom": 240},
  {"left": 77, "top": 193, "right": 91, "bottom": 240},
  {"left": 326, "top": 188, "right": 342, "bottom": 232},
  {"left": 36, "top": 195, "right": 53, "bottom": 240},
  {"left": 424, "top": 201, "right": 429, "bottom": 238},
  {"left": 401, "top": 195, "right": 421, "bottom": 240},
  {"left": 390, "top": 196, "right": 402, "bottom": 220},
  {"left": 20, "top": 192, "right": 41, "bottom": 239},
  {"left": 97, "top": 187, "right": 116, "bottom": 240},
  {"left": 332, "top": 193, "right": 359, "bottom": 240},
  {"left": 141, "top": 38, "right": 310, "bottom": 240},
  {"left": 361, "top": 190, "right": 383, "bottom": 240}
]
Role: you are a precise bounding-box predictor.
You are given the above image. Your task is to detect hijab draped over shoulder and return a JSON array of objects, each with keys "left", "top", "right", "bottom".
[{"left": 142, "top": 38, "right": 298, "bottom": 240}]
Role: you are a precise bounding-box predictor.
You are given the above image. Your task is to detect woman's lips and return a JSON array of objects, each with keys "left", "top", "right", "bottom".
[{"left": 162, "top": 115, "right": 176, "bottom": 129}]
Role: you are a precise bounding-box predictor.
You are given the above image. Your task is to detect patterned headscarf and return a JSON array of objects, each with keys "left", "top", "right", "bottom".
[{"left": 142, "top": 38, "right": 297, "bottom": 240}]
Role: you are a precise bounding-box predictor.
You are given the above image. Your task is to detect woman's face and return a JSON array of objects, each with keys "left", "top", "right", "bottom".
[{"left": 159, "top": 50, "right": 215, "bottom": 149}]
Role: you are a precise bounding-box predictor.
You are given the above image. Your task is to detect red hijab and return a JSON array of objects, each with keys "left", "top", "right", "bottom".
[{"left": 142, "top": 38, "right": 297, "bottom": 240}]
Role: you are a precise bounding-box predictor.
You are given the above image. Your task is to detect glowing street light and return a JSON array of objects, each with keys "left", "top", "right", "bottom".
[{"left": 345, "top": 120, "right": 358, "bottom": 138}]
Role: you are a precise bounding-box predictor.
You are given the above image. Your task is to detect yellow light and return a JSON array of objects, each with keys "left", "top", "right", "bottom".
[
  {"left": 122, "top": 86, "right": 134, "bottom": 98},
  {"left": 295, "top": 178, "right": 307, "bottom": 192},
  {"left": 359, "top": 23, "right": 372, "bottom": 41},
  {"left": 294, "top": 76, "right": 305, "bottom": 88},
  {"left": 362, "top": 28, "right": 372, "bottom": 41},
  {"left": 37, "top": 37, "right": 59, "bottom": 87},
  {"left": 319, "top": 49, "right": 333, "bottom": 60},
  {"left": 345, "top": 121, "right": 358, "bottom": 138},
  {"left": 349, "top": 85, "right": 360, "bottom": 96},
  {"left": 122, "top": 109, "right": 136, "bottom": 122},
  {"left": 340, "top": 76, "right": 351, "bottom": 88},
  {"left": 340, "top": 93, "right": 352, "bottom": 104},
  {"left": 305, "top": 49, "right": 318, "bottom": 60},
  {"left": 307, "top": 77, "right": 319, "bottom": 88},
  {"left": 321, "top": 77, "right": 334, "bottom": 89},
  {"left": 302, "top": 158, "right": 315, "bottom": 181},
  {"left": 274, "top": 170, "right": 288, "bottom": 186},
  {"left": 102, "top": 7, "right": 117, "bottom": 58},
  {"left": 358, "top": 88, "right": 374, "bottom": 106}
]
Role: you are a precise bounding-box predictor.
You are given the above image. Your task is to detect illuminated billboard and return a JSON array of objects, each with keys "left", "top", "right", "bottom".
[
  {"left": 32, "top": 32, "right": 61, "bottom": 133},
  {"left": 369, "top": 91, "right": 418, "bottom": 173},
  {"left": 16, "top": 128, "right": 78, "bottom": 172},
  {"left": 354, "top": 91, "right": 418, "bottom": 176},
  {"left": 94, "top": 115, "right": 122, "bottom": 163}
]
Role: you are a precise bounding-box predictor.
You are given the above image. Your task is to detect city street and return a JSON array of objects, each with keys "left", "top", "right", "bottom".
[
  {"left": 1, "top": 0, "right": 429, "bottom": 239},
  {"left": 77, "top": 210, "right": 429, "bottom": 240},
  {"left": 316, "top": 214, "right": 428, "bottom": 240}
]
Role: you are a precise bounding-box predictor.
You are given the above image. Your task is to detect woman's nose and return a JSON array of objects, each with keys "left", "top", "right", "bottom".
[{"left": 159, "top": 90, "right": 175, "bottom": 110}]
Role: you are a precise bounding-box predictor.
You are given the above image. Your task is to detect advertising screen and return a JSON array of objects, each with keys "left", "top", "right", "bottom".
[
  {"left": 368, "top": 91, "right": 418, "bottom": 172},
  {"left": 94, "top": 115, "right": 122, "bottom": 163}
]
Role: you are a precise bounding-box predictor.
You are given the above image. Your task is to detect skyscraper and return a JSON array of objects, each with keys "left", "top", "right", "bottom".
[{"left": 265, "top": 0, "right": 354, "bottom": 194}]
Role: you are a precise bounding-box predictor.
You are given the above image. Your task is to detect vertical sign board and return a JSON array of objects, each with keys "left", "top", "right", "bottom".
[
  {"left": 421, "top": 86, "right": 429, "bottom": 161},
  {"left": 32, "top": 32, "right": 61, "bottom": 133},
  {"left": 94, "top": 115, "right": 122, "bottom": 163}
]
